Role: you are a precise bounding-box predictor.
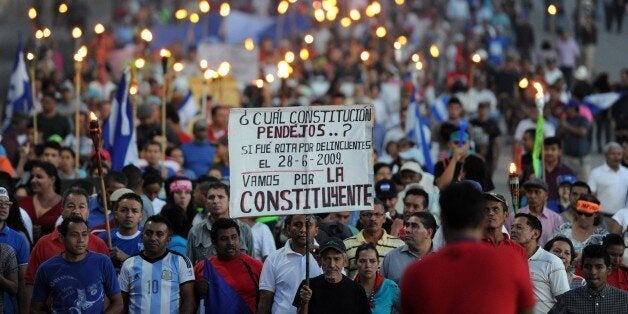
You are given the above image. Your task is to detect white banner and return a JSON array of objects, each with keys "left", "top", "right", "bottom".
[{"left": 228, "top": 105, "right": 375, "bottom": 218}]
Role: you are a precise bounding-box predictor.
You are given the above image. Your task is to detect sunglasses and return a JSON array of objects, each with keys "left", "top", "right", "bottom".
[{"left": 576, "top": 211, "right": 594, "bottom": 217}]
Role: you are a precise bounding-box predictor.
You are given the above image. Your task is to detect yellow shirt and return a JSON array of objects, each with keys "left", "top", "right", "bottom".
[{"left": 343, "top": 230, "right": 405, "bottom": 279}]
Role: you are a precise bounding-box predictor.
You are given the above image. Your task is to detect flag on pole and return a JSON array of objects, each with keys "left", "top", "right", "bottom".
[
  {"left": 2, "top": 39, "right": 33, "bottom": 132},
  {"left": 408, "top": 87, "right": 434, "bottom": 174},
  {"left": 532, "top": 113, "right": 544, "bottom": 178},
  {"left": 102, "top": 68, "right": 138, "bottom": 171},
  {"left": 177, "top": 91, "right": 199, "bottom": 130},
  {"left": 582, "top": 92, "right": 628, "bottom": 115}
]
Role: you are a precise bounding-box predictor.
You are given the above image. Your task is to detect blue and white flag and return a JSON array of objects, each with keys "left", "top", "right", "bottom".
[
  {"left": 582, "top": 91, "right": 628, "bottom": 115},
  {"left": 102, "top": 68, "right": 138, "bottom": 171},
  {"left": 2, "top": 39, "right": 32, "bottom": 132},
  {"left": 407, "top": 87, "right": 434, "bottom": 174},
  {"left": 178, "top": 91, "right": 199, "bottom": 130},
  {"left": 430, "top": 94, "right": 449, "bottom": 123}
]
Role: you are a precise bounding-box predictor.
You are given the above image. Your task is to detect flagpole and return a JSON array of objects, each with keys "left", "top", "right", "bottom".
[
  {"left": 73, "top": 53, "right": 83, "bottom": 172},
  {"left": 305, "top": 215, "right": 311, "bottom": 286},
  {"left": 26, "top": 52, "right": 38, "bottom": 145},
  {"left": 160, "top": 49, "right": 171, "bottom": 160}
]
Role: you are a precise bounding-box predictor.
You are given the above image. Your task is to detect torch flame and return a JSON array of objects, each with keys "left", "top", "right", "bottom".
[
  {"left": 533, "top": 82, "right": 544, "bottom": 99},
  {"left": 160, "top": 49, "right": 171, "bottom": 58},
  {"left": 89, "top": 112, "right": 98, "bottom": 122},
  {"left": 509, "top": 162, "right": 517, "bottom": 174}
]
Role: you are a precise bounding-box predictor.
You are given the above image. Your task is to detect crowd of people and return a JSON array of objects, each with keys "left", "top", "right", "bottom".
[{"left": 0, "top": 0, "right": 628, "bottom": 313}]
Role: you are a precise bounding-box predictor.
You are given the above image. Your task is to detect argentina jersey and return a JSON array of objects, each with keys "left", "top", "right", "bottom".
[{"left": 119, "top": 250, "right": 195, "bottom": 313}]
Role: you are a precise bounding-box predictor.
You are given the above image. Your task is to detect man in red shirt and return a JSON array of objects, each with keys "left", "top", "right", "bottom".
[
  {"left": 194, "top": 218, "right": 262, "bottom": 313},
  {"left": 400, "top": 182, "right": 535, "bottom": 313},
  {"left": 604, "top": 233, "right": 628, "bottom": 290},
  {"left": 22, "top": 187, "right": 109, "bottom": 314},
  {"left": 482, "top": 192, "right": 528, "bottom": 260}
]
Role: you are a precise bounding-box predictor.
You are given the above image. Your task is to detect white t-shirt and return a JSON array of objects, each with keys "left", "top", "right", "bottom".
[
  {"left": 612, "top": 208, "right": 628, "bottom": 233},
  {"left": 529, "top": 248, "right": 570, "bottom": 314},
  {"left": 251, "top": 222, "right": 277, "bottom": 261},
  {"left": 259, "top": 240, "right": 322, "bottom": 314},
  {"left": 588, "top": 164, "right": 628, "bottom": 215}
]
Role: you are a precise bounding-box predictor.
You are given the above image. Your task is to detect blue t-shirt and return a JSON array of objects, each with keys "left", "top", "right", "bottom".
[
  {"left": 372, "top": 278, "right": 399, "bottom": 314},
  {"left": 181, "top": 140, "right": 216, "bottom": 178},
  {"left": 33, "top": 251, "right": 121, "bottom": 312},
  {"left": 0, "top": 224, "right": 29, "bottom": 265},
  {"left": 166, "top": 235, "right": 187, "bottom": 255},
  {"left": 98, "top": 230, "right": 143, "bottom": 257}
]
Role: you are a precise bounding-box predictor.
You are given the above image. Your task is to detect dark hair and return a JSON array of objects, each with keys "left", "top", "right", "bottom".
[
  {"left": 165, "top": 176, "right": 196, "bottom": 222},
  {"left": 59, "top": 216, "right": 87, "bottom": 236},
  {"left": 461, "top": 155, "right": 493, "bottom": 191},
  {"left": 439, "top": 182, "right": 486, "bottom": 229},
  {"left": 159, "top": 204, "right": 191, "bottom": 237},
  {"left": 448, "top": 97, "right": 462, "bottom": 107},
  {"left": 62, "top": 187, "right": 90, "bottom": 206},
  {"left": 208, "top": 182, "right": 230, "bottom": 198},
  {"left": 42, "top": 141, "right": 62, "bottom": 153},
  {"left": 571, "top": 181, "right": 591, "bottom": 194},
  {"left": 117, "top": 192, "right": 143, "bottom": 206},
  {"left": 70, "top": 180, "right": 95, "bottom": 194},
  {"left": 514, "top": 213, "right": 543, "bottom": 242},
  {"left": 374, "top": 163, "right": 391, "bottom": 175},
  {"left": 105, "top": 171, "right": 128, "bottom": 186},
  {"left": 59, "top": 147, "right": 75, "bottom": 157},
  {"left": 581, "top": 244, "right": 611, "bottom": 267},
  {"left": 543, "top": 136, "right": 562, "bottom": 149},
  {"left": 544, "top": 236, "right": 576, "bottom": 264},
  {"left": 284, "top": 215, "right": 317, "bottom": 228},
  {"left": 143, "top": 141, "right": 162, "bottom": 151},
  {"left": 523, "top": 128, "right": 536, "bottom": 138},
  {"left": 29, "top": 161, "right": 61, "bottom": 194},
  {"left": 209, "top": 218, "right": 240, "bottom": 243},
  {"left": 142, "top": 172, "right": 163, "bottom": 187},
  {"left": 354, "top": 243, "right": 378, "bottom": 261},
  {"left": 144, "top": 215, "right": 173, "bottom": 235},
  {"left": 373, "top": 197, "right": 384, "bottom": 208},
  {"left": 404, "top": 188, "right": 429, "bottom": 208},
  {"left": 408, "top": 212, "right": 438, "bottom": 239},
  {"left": 122, "top": 165, "right": 143, "bottom": 190},
  {"left": 603, "top": 233, "right": 625, "bottom": 248}
]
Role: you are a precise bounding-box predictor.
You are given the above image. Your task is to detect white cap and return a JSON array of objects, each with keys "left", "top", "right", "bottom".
[{"left": 0, "top": 187, "right": 8, "bottom": 200}]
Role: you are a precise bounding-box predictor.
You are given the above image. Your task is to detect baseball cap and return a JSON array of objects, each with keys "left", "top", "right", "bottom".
[
  {"left": 449, "top": 131, "right": 470, "bottom": 143},
  {"left": 483, "top": 192, "right": 508, "bottom": 210},
  {"left": 523, "top": 178, "right": 548, "bottom": 191},
  {"left": 375, "top": 180, "right": 397, "bottom": 200},
  {"left": 400, "top": 161, "right": 424, "bottom": 175},
  {"left": 110, "top": 188, "right": 134, "bottom": 202},
  {"left": 318, "top": 237, "right": 346, "bottom": 254},
  {"left": 557, "top": 175, "right": 576, "bottom": 186}
]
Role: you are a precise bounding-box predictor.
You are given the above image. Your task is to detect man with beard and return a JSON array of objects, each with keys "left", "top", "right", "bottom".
[
  {"left": 118, "top": 215, "right": 195, "bottom": 313},
  {"left": 293, "top": 238, "right": 370, "bottom": 314},
  {"left": 382, "top": 212, "right": 437, "bottom": 284},
  {"left": 194, "top": 219, "right": 262, "bottom": 313},
  {"left": 258, "top": 215, "right": 322, "bottom": 314}
]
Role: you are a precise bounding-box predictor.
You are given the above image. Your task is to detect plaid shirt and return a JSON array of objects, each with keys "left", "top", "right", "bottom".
[{"left": 550, "top": 284, "right": 628, "bottom": 313}]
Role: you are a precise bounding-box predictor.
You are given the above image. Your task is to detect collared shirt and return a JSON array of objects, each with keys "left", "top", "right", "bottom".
[
  {"left": 481, "top": 233, "right": 528, "bottom": 261},
  {"left": 0, "top": 224, "right": 29, "bottom": 266},
  {"left": 588, "top": 164, "right": 628, "bottom": 215},
  {"left": 549, "top": 284, "right": 628, "bottom": 313},
  {"left": 24, "top": 227, "right": 109, "bottom": 284},
  {"left": 259, "top": 239, "right": 322, "bottom": 314},
  {"left": 381, "top": 244, "right": 422, "bottom": 284},
  {"left": 528, "top": 247, "right": 570, "bottom": 313},
  {"left": 186, "top": 218, "right": 253, "bottom": 265},
  {"left": 344, "top": 230, "right": 405, "bottom": 279},
  {"left": 507, "top": 206, "right": 563, "bottom": 246}
]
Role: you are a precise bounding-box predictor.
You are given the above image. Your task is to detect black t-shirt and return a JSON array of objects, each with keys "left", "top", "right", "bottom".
[{"left": 293, "top": 275, "right": 371, "bottom": 314}]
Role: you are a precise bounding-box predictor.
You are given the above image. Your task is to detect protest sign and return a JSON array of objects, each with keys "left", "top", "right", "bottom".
[{"left": 228, "top": 105, "right": 375, "bottom": 218}]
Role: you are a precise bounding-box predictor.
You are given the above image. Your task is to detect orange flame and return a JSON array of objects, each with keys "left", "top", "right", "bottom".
[
  {"left": 533, "top": 82, "right": 544, "bottom": 99},
  {"left": 89, "top": 112, "right": 98, "bottom": 122},
  {"left": 509, "top": 162, "right": 517, "bottom": 174}
]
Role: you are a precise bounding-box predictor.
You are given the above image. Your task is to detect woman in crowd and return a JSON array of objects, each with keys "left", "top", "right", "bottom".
[
  {"left": 552, "top": 194, "right": 608, "bottom": 256},
  {"left": 159, "top": 176, "right": 194, "bottom": 254},
  {"left": 0, "top": 172, "right": 33, "bottom": 248},
  {"left": 18, "top": 161, "right": 62, "bottom": 241},
  {"left": 544, "top": 236, "right": 586, "bottom": 289},
  {"left": 354, "top": 243, "right": 398, "bottom": 314}
]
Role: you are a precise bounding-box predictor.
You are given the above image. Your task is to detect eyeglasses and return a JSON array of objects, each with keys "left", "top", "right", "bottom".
[
  {"left": 361, "top": 212, "right": 385, "bottom": 219},
  {"left": 0, "top": 202, "right": 12, "bottom": 208},
  {"left": 576, "top": 211, "right": 594, "bottom": 217}
]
